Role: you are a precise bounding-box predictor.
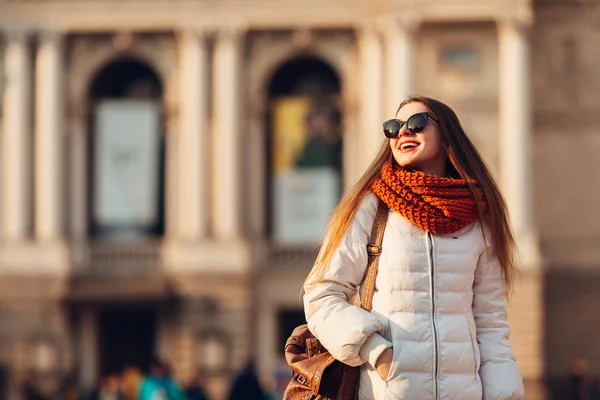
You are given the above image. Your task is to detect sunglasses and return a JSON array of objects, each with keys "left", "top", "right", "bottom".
[{"left": 383, "top": 112, "right": 438, "bottom": 138}]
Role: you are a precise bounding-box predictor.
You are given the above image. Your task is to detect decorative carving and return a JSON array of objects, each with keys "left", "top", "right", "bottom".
[
  {"left": 113, "top": 31, "right": 134, "bottom": 51},
  {"left": 291, "top": 29, "right": 313, "bottom": 49}
]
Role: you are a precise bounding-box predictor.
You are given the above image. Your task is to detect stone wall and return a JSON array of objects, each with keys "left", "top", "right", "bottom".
[
  {"left": 532, "top": 3, "right": 600, "bottom": 399},
  {"left": 532, "top": 1, "right": 600, "bottom": 267}
]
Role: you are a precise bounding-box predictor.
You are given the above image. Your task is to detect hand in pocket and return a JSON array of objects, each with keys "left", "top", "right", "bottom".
[{"left": 375, "top": 348, "right": 393, "bottom": 380}]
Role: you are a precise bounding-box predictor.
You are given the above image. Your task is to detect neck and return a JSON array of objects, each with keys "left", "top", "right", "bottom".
[{"left": 411, "top": 162, "right": 447, "bottom": 177}]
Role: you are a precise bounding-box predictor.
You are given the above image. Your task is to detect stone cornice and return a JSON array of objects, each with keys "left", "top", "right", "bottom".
[{"left": 0, "top": 0, "right": 533, "bottom": 32}]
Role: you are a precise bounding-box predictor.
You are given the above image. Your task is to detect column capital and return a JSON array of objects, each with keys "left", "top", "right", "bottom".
[
  {"left": 355, "top": 22, "right": 382, "bottom": 50},
  {"left": 178, "top": 27, "right": 210, "bottom": 41},
  {"left": 497, "top": 15, "right": 533, "bottom": 37},
  {"left": 355, "top": 20, "right": 380, "bottom": 36},
  {"left": 2, "top": 27, "right": 31, "bottom": 43},
  {"left": 376, "top": 13, "right": 422, "bottom": 36},
  {"left": 214, "top": 25, "right": 247, "bottom": 41},
  {"left": 37, "top": 29, "right": 65, "bottom": 43}
]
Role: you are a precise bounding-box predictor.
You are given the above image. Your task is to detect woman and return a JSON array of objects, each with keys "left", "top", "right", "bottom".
[{"left": 303, "top": 96, "right": 525, "bottom": 400}]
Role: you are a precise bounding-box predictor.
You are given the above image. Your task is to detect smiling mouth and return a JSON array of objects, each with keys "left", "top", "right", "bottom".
[{"left": 399, "top": 142, "right": 420, "bottom": 152}]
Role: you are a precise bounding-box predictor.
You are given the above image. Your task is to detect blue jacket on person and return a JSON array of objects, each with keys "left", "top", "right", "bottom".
[{"left": 139, "top": 376, "right": 186, "bottom": 400}]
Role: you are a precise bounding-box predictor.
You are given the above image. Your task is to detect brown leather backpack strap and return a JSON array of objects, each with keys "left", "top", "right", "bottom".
[{"left": 360, "top": 197, "right": 389, "bottom": 312}]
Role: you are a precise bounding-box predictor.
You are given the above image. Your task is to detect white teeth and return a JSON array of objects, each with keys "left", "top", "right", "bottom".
[{"left": 401, "top": 142, "right": 419, "bottom": 150}]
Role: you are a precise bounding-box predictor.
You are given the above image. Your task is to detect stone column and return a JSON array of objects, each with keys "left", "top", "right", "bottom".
[
  {"left": 2, "top": 30, "right": 32, "bottom": 240},
  {"left": 212, "top": 28, "right": 243, "bottom": 240},
  {"left": 177, "top": 30, "right": 209, "bottom": 240},
  {"left": 358, "top": 25, "right": 384, "bottom": 173},
  {"left": 35, "top": 30, "right": 64, "bottom": 241},
  {"left": 383, "top": 16, "right": 417, "bottom": 116},
  {"left": 499, "top": 18, "right": 533, "bottom": 236}
]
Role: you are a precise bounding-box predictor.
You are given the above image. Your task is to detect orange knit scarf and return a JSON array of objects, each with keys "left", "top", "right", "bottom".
[{"left": 371, "top": 161, "right": 486, "bottom": 234}]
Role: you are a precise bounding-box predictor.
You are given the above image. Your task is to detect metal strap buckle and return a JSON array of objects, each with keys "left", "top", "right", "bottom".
[
  {"left": 296, "top": 374, "right": 308, "bottom": 385},
  {"left": 367, "top": 243, "right": 381, "bottom": 256}
]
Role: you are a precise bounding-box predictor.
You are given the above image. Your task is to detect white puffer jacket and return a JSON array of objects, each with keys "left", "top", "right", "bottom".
[{"left": 304, "top": 193, "right": 524, "bottom": 400}]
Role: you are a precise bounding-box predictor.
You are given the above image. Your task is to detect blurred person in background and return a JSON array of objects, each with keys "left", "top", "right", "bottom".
[
  {"left": 20, "top": 376, "right": 48, "bottom": 400},
  {"left": 259, "top": 375, "right": 278, "bottom": 400},
  {"left": 91, "top": 374, "right": 124, "bottom": 400},
  {"left": 569, "top": 358, "right": 599, "bottom": 400},
  {"left": 226, "top": 360, "right": 264, "bottom": 400},
  {"left": 121, "top": 365, "right": 143, "bottom": 400},
  {"left": 184, "top": 372, "right": 210, "bottom": 400},
  {"left": 302, "top": 96, "right": 524, "bottom": 400},
  {"left": 138, "top": 359, "right": 185, "bottom": 400},
  {"left": 57, "top": 375, "right": 81, "bottom": 400}
]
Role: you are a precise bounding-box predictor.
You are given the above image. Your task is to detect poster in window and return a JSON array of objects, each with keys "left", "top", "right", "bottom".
[
  {"left": 272, "top": 97, "right": 342, "bottom": 245},
  {"left": 93, "top": 100, "right": 161, "bottom": 233}
]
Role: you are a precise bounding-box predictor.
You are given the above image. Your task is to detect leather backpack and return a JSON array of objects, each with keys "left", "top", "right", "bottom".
[{"left": 283, "top": 198, "right": 389, "bottom": 400}]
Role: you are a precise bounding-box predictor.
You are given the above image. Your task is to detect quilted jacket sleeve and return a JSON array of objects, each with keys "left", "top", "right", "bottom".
[
  {"left": 303, "top": 193, "right": 392, "bottom": 368},
  {"left": 473, "top": 232, "right": 525, "bottom": 400}
]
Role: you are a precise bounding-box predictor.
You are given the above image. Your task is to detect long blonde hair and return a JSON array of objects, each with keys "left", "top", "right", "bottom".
[{"left": 305, "top": 96, "right": 517, "bottom": 294}]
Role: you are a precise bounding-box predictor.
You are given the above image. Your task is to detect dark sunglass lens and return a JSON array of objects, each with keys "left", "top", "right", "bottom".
[
  {"left": 407, "top": 113, "right": 427, "bottom": 133},
  {"left": 384, "top": 120, "right": 401, "bottom": 138}
]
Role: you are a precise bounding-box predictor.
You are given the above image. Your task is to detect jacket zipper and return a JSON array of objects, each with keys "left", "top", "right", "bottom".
[{"left": 426, "top": 232, "right": 440, "bottom": 400}]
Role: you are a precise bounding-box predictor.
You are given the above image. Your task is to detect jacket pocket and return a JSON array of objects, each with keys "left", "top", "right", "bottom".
[
  {"left": 381, "top": 319, "right": 393, "bottom": 381},
  {"left": 384, "top": 341, "right": 400, "bottom": 382},
  {"left": 467, "top": 325, "right": 478, "bottom": 377}
]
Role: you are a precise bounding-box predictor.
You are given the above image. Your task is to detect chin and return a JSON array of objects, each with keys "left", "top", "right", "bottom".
[
  {"left": 396, "top": 159, "right": 420, "bottom": 169},
  {"left": 394, "top": 152, "right": 421, "bottom": 168}
]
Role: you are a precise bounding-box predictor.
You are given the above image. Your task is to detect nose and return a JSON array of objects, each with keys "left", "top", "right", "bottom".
[{"left": 398, "top": 125, "right": 415, "bottom": 137}]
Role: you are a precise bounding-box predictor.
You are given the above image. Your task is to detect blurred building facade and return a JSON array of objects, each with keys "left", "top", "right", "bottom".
[{"left": 0, "top": 0, "right": 596, "bottom": 399}]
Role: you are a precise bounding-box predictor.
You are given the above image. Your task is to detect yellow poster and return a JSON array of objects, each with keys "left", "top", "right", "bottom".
[{"left": 272, "top": 97, "right": 311, "bottom": 174}]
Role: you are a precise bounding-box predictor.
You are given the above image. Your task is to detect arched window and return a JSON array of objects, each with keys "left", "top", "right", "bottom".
[
  {"left": 88, "top": 58, "right": 165, "bottom": 238},
  {"left": 267, "top": 57, "right": 342, "bottom": 245}
]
